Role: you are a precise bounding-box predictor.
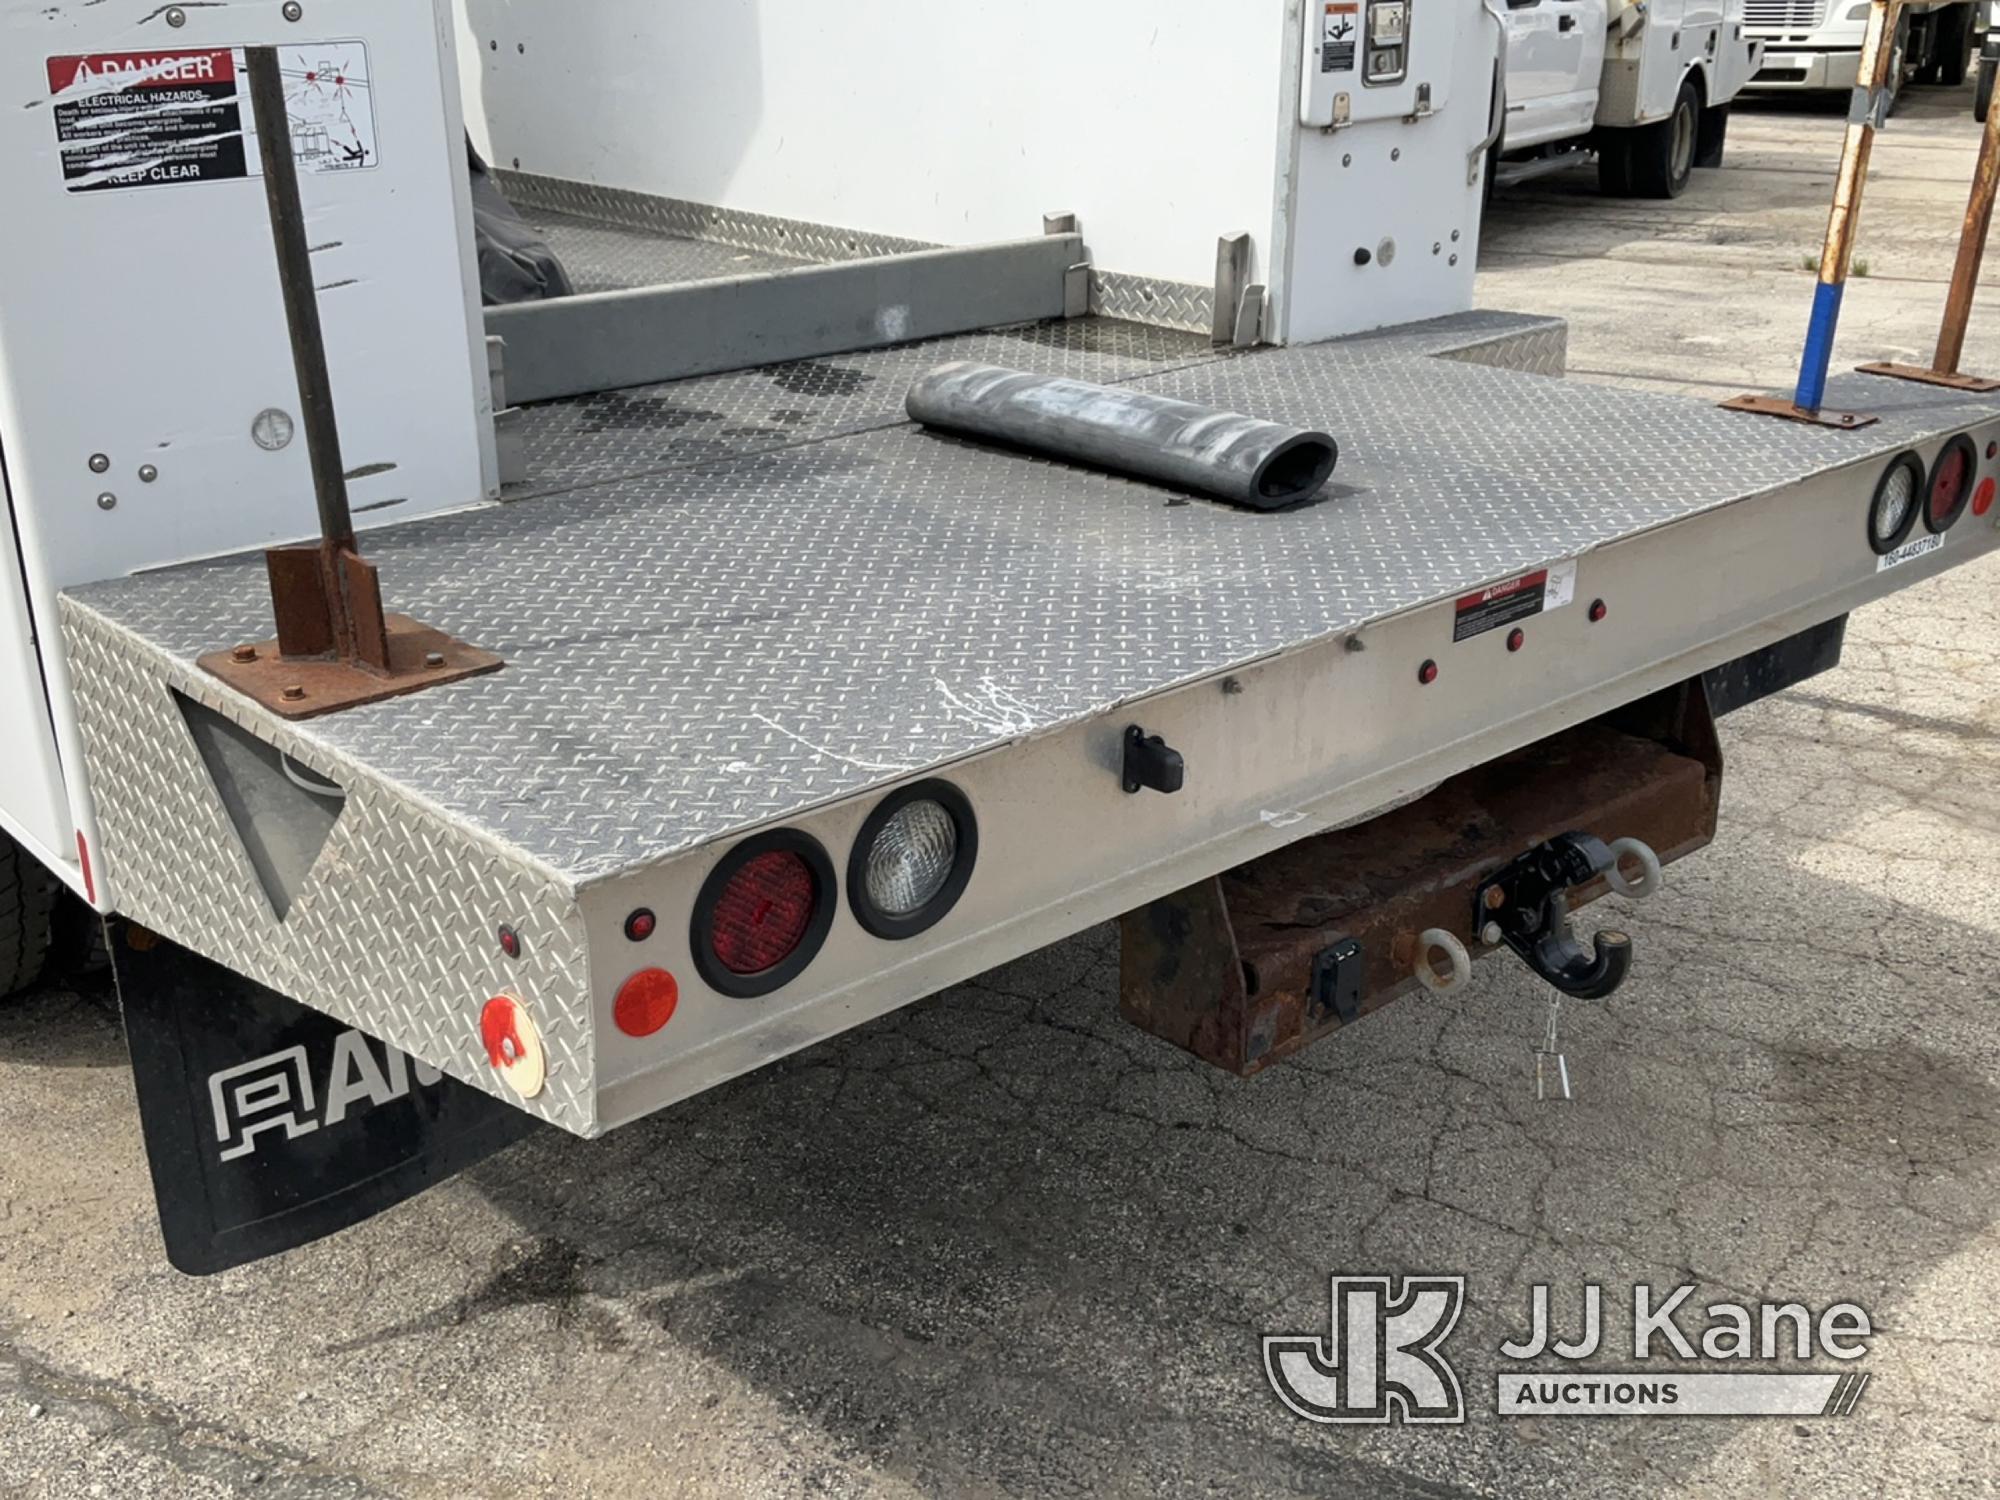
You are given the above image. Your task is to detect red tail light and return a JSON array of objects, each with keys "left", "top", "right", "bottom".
[
  {"left": 691, "top": 830, "right": 836, "bottom": 997},
  {"left": 711, "top": 851, "right": 816, "bottom": 973},
  {"left": 1925, "top": 436, "right": 1976, "bottom": 533}
]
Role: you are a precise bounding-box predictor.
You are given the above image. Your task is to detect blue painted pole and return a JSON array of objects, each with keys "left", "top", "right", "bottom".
[
  {"left": 1793, "top": 280, "right": 1846, "bottom": 413},
  {"left": 1789, "top": 0, "right": 1900, "bottom": 414}
]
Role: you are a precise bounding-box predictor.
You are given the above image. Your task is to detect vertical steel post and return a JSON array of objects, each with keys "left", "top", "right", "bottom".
[
  {"left": 244, "top": 45, "right": 354, "bottom": 553},
  {"left": 1929, "top": 76, "right": 2000, "bottom": 375},
  {"left": 1793, "top": 0, "right": 1901, "bottom": 413}
]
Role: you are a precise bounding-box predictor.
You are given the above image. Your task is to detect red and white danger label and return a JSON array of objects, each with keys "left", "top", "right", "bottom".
[
  {"left": 1453, "top": 559, "right": 1579, "bottom": 643},
  {"left": 45, "top": 42, "right": 378, "bottom": 195},
  {"left": 47, "top": 49, "right": 246, "bottom": 192}
]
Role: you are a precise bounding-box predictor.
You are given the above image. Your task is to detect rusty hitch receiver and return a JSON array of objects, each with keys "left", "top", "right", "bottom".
[
  {"left": 199, "top": 48, "right": 499, "bottom": 721},
  {"left": 1119, "top": 680, "right": 1721, "bottom": 1076},
  {"left": 1475, "top": 834, "right": 1633, "bottom": 1000}
]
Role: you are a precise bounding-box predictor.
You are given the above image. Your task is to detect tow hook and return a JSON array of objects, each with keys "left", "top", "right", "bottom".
[{"left": 1476, "top": 833, "right": 1636, "bottom": 1000}]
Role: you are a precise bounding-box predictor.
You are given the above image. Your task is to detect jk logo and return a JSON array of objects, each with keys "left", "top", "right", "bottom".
[{"left": 1264, "top": 1276, "right": 1467, "bottom": 1424}]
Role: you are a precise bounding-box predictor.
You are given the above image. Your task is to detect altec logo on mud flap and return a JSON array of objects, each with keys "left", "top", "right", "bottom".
[
  {"left": 1265, "top": 1277, "right": 1875, "bottom": 1423},
  {"left": 209, "top": 1032, "right": 442, "bottom": 1163}
]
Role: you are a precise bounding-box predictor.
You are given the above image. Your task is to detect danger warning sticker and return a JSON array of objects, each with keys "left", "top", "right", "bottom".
[
  {"left": 46, "top": 43, "right": 378, "bottom": 195},
  {"left": 1322, "top": 2, "right": 1359, "bottom": 72},
  {"left": 48, "top": 50, "right": 246, "bottom": 192},
  {"left": 1453, "top": 559, "right": 1579, "bottom": 643}
]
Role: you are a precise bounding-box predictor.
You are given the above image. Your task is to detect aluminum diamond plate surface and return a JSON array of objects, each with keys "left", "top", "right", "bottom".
[
  {"left": 65, "top": 322, "right": 2000, "bottom": 896},
  {"left": 500, "top": 171, "right": 936, "bottom": 264},
  {"left": 504, "top": 318, "right": 1231, "bottom": 501},
  {"left": 527, "top": 208, "right": 812, "bottom": 294},
  {"left": 64, "top": 606, "right": 598, "bottom": 1133}
]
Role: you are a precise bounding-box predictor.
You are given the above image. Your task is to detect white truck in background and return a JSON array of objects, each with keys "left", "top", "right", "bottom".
[
  {"left": 1497, "top": 0, "right": 1764, "bottom": 198},
  {"left": 1745, "top": 0, "right": 1976, "bottom": 101}
]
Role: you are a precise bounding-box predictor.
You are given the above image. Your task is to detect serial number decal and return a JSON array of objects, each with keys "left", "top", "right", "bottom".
[{"left": 1875, "top": 531, "right": 1945, "bottom": 573}]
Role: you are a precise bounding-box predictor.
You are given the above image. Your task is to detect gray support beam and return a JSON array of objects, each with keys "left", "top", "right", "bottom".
[{"left": 487, "top": 234, "right": 1087, "bottom": 405}]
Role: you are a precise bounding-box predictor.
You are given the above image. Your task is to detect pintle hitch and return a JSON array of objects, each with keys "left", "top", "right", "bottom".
[{"left": 1475, "top": 834, "right": 1634, "bottom": 1000}]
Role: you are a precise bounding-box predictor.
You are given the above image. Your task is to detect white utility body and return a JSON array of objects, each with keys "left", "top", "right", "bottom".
[
  {"left": 1747, "top": 0, "right": 1975, "bottom": 95},
  {"left": 1499, "top": 0, "right": 1763, "bottom": 196},
  {"left": 3, "top": 0, "right": 1998, "bottom": 1272}
]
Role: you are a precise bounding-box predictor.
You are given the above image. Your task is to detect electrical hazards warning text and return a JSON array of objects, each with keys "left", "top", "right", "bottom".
[
  {"left": 45, "top": 43, "right": 378, "bottom": 195},
  {"left": 47, "top": 51, "right": 246, "bottom": 192}
]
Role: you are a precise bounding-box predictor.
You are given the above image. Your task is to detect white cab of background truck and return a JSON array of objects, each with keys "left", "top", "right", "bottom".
[
  {"left": 1746, "top": 0, "right": 1977, "bottom": 94},
  {"left": 1500, "top": 0, "right": 1763, "bottom": 197}
]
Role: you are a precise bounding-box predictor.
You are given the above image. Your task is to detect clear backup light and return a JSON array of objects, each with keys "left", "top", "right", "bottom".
[
  {"left": 1867, "top": 452, "right": 1924, "bottom": 555},
  {"left": 865, "top": 800, "right": 959, "bottom": 915},
  {"left": 848, "top": 781, "right": 979, "bottom": 939}
]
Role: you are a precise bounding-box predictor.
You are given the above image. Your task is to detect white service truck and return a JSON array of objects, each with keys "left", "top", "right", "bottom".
[
  {"left": 3, "top": 0, "right": 1998, "bottom": 1275},
  {"left": 1746, "top": 0, "right": 1976, "bottom": 98},
  {"left": 1496, "top": 0, "right": 1764, "bottom": 196}
]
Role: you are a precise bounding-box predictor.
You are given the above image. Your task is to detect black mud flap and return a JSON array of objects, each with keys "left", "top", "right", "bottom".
[
  {"left": 114, "top": 933, "right": 540, "bottom": 1275},
  {"left": 1702, "top": 615, "right": 1847, "bottom": 717}
]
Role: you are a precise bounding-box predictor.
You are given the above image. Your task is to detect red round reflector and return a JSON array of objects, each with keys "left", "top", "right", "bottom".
[
  {"left": 1975, "top": 477, "right": 1996, "bottom": 519},
  {"left": 710, "top": 850, "right": 817, "bottom": 975},
  {"left": 480, "top": 996, "right": 525, "bottom": 1068},
  {"left": 614, "top": 967, "right": 679, "bottom": 1037}
]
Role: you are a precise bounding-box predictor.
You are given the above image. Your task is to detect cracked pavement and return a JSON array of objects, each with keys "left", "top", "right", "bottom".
[{"left": 4, "top": 88, "right": 2000, "bottom": 1500}]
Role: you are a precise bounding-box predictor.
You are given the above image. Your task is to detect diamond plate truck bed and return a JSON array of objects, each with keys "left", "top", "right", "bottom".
[{"left": 60, "top": 311, "right": 2000, "bottom": 1135}]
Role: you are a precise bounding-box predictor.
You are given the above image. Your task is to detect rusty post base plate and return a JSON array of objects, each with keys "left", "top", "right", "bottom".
[
  {"left": 1719, "top": 394, "right": 1879, "bottom": 429},
  {"left": 1854, "top": 361, "right": 2000, "bottom": 393},
  {"left": 199, "top": 614, "right": 503, "bottom": 720}
]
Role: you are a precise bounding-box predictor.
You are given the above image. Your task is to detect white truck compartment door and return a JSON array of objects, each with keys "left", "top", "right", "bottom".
[{"left": 0, "top": 470, "right": 73, "bottom": 882}]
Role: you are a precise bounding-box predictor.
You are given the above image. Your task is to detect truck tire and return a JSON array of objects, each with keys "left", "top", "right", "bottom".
[
  {"left": 0, "top": 830, "right": 59, "bottom": 1000},
  {"left": 1694, "top": 103, "right": 1729, "bottom": 169},
  {"left": 1628, "top": 77, "right": 1701, "bottom": 199},
  {"left": 1597, "top": 130, "right": 1634, "bottom": 196},
  {"left": 1931, "top": 7, "right": 1972, "bottom": 86}
]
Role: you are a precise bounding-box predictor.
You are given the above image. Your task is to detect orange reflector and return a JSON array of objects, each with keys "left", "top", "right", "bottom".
[{"left": 614, "top": 967, "right": 680, "bottom": 1037}]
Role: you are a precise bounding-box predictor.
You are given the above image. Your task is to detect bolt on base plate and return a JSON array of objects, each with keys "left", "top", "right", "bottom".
[
  {"left": 1718, "top": 394, "right": 1880, "bottom": 429},
  {"left": 198, "top": 615, "right": 502, "bottom": 720},
  {"left": 1854, "top": 361, "right": 2000, "bottom": 393}
]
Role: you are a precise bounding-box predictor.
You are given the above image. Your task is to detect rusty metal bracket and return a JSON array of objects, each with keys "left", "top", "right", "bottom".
[
  {"left": 199, "top": 47, "right": 499, "bottom": 722},
  {"left": 1118, "top": 680, "right": 1722, "bottom": 1077},
  {"left": 1717, "top": 395, "right": 1879, "bottom": 429},
  {"left": 1853, "top": 362, "right": 2000, "bottom": 393}
]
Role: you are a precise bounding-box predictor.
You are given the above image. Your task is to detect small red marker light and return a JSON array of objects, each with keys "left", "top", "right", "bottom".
[
  {"left": 1417, "top": 659, "right": 1439, "bottom": 685},
  {"left": 1507, "top": 628, "right": 1526, "bottom": 653},
  {"left": 624, "top": 908, "right": 657, "bottom": 942},
  {"left": 1974, "top": 477, "right": 1996, "bottom": 518},
  {"left": 1986, "top": 441, "right": 1996, "bottom": 461},
  {"left": 1588, "top": 599, "right": 1608, "bottom": 623},
  {"left": 614, "top": 967, "right": 680, "bottom": 1037},
  {"left": 497, "top": 924, "right": 522, "bottom": 959}
]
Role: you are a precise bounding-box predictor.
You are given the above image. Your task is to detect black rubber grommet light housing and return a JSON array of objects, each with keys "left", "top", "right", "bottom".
[
  {"left": 690, "top": 828, "right": 837, "bottom": 998},
  {"left": 1867, "top": 450, "right": 1924, "bottom": 555},
  {"left": 1923, "top": 433, "right": 1978, "bottom": 534},
  {"left": 846, "top": 780, "right": 978, "bottom": 941}
]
